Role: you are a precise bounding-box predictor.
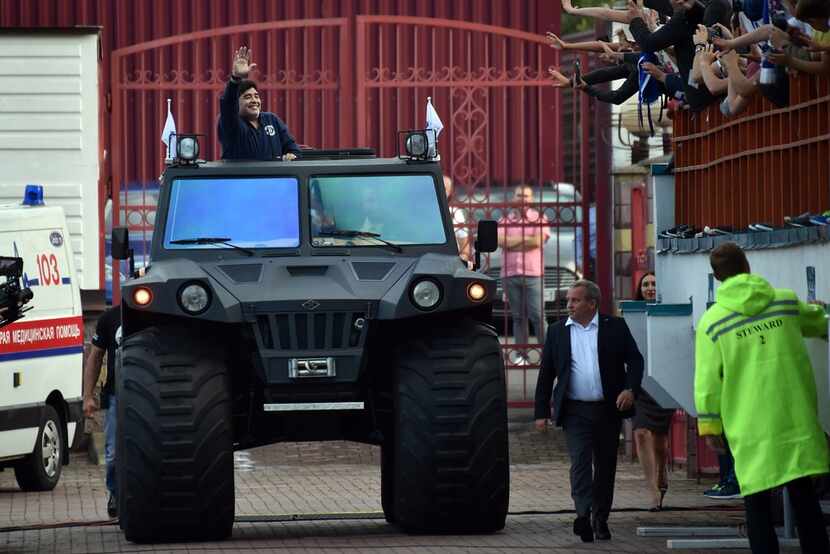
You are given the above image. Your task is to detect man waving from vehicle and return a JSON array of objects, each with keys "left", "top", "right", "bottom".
[{"left": 218, "top": 46, "right": 301, "bottom": 161}]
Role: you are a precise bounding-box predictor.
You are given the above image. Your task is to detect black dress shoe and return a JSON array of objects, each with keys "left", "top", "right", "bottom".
[
  {"left": 593, "top": 518, "right": 611, "bottom": 540},
  {"left": 573, "top": 515, "right": 594, "bottom": 542},
  {"left": 107, "top": 494, "right": 118, "bottom": 518}
]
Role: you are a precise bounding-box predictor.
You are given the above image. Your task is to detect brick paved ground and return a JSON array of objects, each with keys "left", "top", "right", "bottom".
[{"left": 0, "top": 421, "right": 803, "bottom": 554}]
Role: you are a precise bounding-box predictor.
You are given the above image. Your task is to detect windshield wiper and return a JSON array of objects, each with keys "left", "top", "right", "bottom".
[
  {"left": 170, "top": 237, "right": 255, "bottom": 257},
  {"left": 317, "top": 230, "right": 403, "bottom": 253}
]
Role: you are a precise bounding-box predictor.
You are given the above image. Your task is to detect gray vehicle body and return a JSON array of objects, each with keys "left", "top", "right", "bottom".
[{"left": 118, "top": 157, "right": 496, "bottom": 448}]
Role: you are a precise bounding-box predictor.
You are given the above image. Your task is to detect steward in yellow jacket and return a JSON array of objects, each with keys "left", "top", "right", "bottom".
[{"left": 694, "top": 242, "right": 829, "bottom": 553}]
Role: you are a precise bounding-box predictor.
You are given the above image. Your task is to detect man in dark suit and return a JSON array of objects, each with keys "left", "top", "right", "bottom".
[{"left": 534, "top": 279, "right": 644, "bottom": 542}]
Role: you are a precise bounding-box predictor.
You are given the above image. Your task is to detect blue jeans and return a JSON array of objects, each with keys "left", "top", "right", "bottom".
[
  {"left": 504, "top": 275, "right": 546, "bottom": 347},
  {"left": 719, "top": 437, "right": 738, "bottom": 488},
  {"left": 104, "top": 393, "right": 117, "bottom": 499}
]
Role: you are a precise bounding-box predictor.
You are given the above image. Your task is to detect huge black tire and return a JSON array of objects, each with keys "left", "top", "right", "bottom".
[
  {"left": 116, "top": 326, "right": 234, "bottom": 543},
  {"left": 14, "top": 404, "right": 63, "bottom": 491},
  {"left": 380, "top": 443, "right": 396, "bottom": 523},
  {"left": 389, "top": 319, "right": 509, "bottom": 532}
]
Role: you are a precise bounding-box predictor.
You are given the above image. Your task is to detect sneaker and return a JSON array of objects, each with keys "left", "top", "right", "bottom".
[
  {"left": 748, "top": 223, "right": 774, "bottom": 232},
  {"left": 659, "top": 224, "right": 693, "bottom": 239},
  {"left": 659, "top": 225, "right": 698, "bottom": 240},
  {"left": 704, "top": 482, "right": 741, "bottom": 500},
  {"left": 658, "top": 225, "right": 683, "bottom": 239},
  {"left": 107, "top": 494, "right": 118, "bottom": 518},
  {"left": 785, "top": 217, "right": 811, "bottom": 228},
  {"left": 785, "top": 212, "right": 815, "bottom": 228},
  {"left": 703, "top": 225, "right": 733, "bottom": 236}
]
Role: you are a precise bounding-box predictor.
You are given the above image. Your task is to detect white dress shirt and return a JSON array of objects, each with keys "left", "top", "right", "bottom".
[{"left": 565, "top": 312, "right": 604, "bottom": 401}]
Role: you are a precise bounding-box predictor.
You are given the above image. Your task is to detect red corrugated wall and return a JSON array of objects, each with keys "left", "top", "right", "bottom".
[{"left": 673, "top": 73, "right": 830, "bottom": 228}]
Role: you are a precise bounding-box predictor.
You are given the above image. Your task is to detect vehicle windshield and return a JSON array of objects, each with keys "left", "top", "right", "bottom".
[
  {"left": 163, "top": 177, "right": 300, "bottom": 249},
  {"left": 309, "top": 175, "right": 447, "bottom": 247}
]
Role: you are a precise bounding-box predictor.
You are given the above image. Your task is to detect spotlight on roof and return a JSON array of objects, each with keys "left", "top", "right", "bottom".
[
  {"left": 399, "top": 129, "right": 438, "bottom": 161},
  {"left": 175, "top": 134, "right": 201, "bottom": 164}
]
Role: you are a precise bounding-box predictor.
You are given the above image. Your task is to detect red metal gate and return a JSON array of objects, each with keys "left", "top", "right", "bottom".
[{"left": 111, "top": 17, "right": 582, "bottom": 406}]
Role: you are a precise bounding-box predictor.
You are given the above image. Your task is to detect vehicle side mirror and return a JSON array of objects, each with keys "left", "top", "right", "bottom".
[
  {"left": 473, "top": 220, "right": 498, "bottom": 271},
  {"left": 112, "top": 227, "right": 138, "bottom": 278},
  {"left": 111, "top": 227, "right": 131, "bottom": 260}
]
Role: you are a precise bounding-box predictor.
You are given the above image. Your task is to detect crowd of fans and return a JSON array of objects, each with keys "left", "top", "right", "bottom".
[{"left": 549, "top": 0, "right": 830, "bottom": 120}]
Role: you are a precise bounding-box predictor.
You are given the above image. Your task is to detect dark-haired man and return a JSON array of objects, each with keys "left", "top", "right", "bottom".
[
  {"left": 218, "top": 46, "right": 301, "bottom": 161},
  {"left": 695, "top": 242, "right": 829, "bottom": 554}
]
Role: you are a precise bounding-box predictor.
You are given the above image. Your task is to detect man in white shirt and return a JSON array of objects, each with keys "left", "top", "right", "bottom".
[{"left": 534, "top": 280, "right": 644, "bottom": 542}]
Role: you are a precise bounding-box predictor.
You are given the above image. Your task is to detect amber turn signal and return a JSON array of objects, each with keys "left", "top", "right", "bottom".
[
  {"left": 133, "top": 286, "right": 153, "bottom": 306},
  {"left": 467, "top": 282, "right": 487, "bottom": 302}
]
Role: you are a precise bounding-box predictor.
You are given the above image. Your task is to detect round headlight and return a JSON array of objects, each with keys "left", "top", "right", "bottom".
[
  {"left": 467, "top": 282, "right": 487, "bottom": 302},
  {"left": 179, "top": 283, "right": 210, "bottom": 314},
  {"left": 133, "top": 286, "right": 153, "bottom": 307},
  {"left": 411, "top": 279, "right": 441, "bottom": 310}
]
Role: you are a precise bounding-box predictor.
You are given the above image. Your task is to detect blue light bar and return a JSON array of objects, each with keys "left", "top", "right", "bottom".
[{"left": 23, "top": 184, "right": 44, "bottom": 206}]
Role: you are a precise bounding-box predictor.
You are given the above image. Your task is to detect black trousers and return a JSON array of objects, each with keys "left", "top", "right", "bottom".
[
  {"left": 743, "top": 476, "right": 829, "bottom": 554},
  {"left": 562, "top": 399, "right": 622, "bottom": 522}
]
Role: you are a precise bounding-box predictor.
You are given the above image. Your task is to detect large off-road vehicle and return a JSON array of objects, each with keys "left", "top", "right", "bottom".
[{"left": 111, "top": 138, "right": 509, "bottom": 542}]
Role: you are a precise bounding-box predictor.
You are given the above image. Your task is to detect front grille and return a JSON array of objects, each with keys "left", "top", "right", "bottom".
[{"left": 253, "top": 312, "right": 368, "bottom": 352}]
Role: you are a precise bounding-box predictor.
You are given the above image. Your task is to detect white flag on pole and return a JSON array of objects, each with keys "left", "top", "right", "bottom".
[
  {"left": 426, "top": 96, "right": 443, "bottom": 158},
  {"left": 161, "top": 98, "right": 177, "bottom": 161}
]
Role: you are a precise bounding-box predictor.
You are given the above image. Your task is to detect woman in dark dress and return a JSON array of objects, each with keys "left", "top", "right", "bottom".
[{"left": 633, "top": 272, "right": 675, "bottom": 511}]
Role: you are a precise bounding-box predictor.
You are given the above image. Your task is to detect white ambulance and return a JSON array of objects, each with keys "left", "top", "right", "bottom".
[{"left": 0, "top": 188, "right": 83, "bottom": 490}]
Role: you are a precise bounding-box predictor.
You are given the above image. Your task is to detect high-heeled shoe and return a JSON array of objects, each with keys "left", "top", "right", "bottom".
[{"left": 648, "top": 487, "right": 664, "bottom": 512}]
